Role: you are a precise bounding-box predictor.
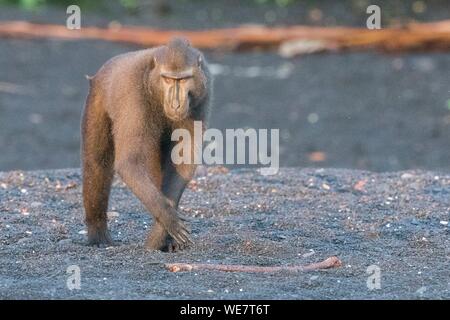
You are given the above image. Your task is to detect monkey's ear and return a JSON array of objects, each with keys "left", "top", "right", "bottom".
[{"left": 149, "top": 56, "right": 157, "bottom": 70}]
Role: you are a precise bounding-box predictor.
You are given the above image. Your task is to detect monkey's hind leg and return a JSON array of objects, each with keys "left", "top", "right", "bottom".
[{"left": 81, "top": 89, "right": 115, "bottom": 247}]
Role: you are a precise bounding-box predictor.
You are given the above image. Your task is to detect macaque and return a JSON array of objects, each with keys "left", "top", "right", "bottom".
[{"left": 81, "top": 38, "right": 212, "bottom": 252}]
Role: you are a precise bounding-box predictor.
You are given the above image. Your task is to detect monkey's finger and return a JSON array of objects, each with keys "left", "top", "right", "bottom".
[
  {"left": 179, "top": 223, "right": 192, "bottom": 234},
  {"left": 176, "top": 230, "right": 191, "bottom": 246},
  {"left": 173, "top": 219, "right": 190, "bottom": 235},
  {"left": 169, "top": 229, "right": 188, "bottom": 245},
  {"left": 185, "top": 235, "right": 194, "bottom": 245},
  {"left": 171, "top": 233, "right": 185, "bottom": 246},
  {"left": 178, "top": 226, "right": 193, "bottom": 244},
  {"left": 179, "top": 229, "right": 192, "bottom": 243}
]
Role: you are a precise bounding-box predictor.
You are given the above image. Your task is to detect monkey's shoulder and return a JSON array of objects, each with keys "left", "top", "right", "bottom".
[{"left": 92, "top": 49, "right": 156, "bottom": 83}]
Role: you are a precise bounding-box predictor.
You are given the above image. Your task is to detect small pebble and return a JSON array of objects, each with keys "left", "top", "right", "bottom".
[
  {"left": 78, "top": 230, "right": 87, "bottom": 235},
  {"left": 416, "top": 286, "right": 427, "bottom": 296},
  {"left": 440, "top": 221, "right": 448, "bottom": 226},
  {"left": 17, "top": 238, "right": 29, "bottom": 244},
  {"left": 302, "top": 249, "right": 315, "bottom": 258},
  {"left": 401, "top": 173, "right": 414, "bottom": 179},
  {"left": 58, "top": 239, "right": 72, "bottom": 246},
  {"left": 30, "top": 202, "right": 43, "bottom": 208},
  {"left": 107, "top": 211, "right": 120, "bottom": 219}
]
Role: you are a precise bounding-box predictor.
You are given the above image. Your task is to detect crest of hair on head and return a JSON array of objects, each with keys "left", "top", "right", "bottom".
[{"left": 163, "top": 37, "right": 196, "bottom": 71}]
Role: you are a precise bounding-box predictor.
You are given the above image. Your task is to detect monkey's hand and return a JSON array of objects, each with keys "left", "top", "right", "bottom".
[{"left": 159, "top": 206, "right": 193, "bottom": 247}]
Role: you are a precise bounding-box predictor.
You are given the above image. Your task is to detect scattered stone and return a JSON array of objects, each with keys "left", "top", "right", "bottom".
[
  {"left": 401, "top": 173, "right": 415, "bottom": 179},
  {"left": 415, "top": 286, "right": 427, "bottom": 296},
  {"left": 17, "top": 238, "right": 30, "bottom": 244},
  {"left": 30, "top": 201, "right": 43, "bottom": 208},
  {"left": 353, "top": 179, "right": 367, "bottom": 192},
  {"left": 302, "top": 249, "right": 315, "bottom": 258},
  {"left": 107, "top": 211, "right": 120, "bottom": 219},
  {"left": 58, "top": 239, "right": 72, "bottom": 246}
]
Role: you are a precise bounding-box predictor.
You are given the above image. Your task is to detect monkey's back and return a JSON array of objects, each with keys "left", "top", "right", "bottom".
[{"left": 87, "top": 49, "right": 159, "bottom": 118}]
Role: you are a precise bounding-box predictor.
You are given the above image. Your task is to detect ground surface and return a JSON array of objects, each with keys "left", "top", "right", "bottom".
[
  {"left": 1, "top": 2, "right": 450, "bottom": 172},
  {"left": 0, "top": 167, "right": 448, "bottom": 299}
]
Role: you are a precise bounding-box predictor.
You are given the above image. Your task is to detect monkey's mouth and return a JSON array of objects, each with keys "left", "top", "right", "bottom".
[
  {"left": 165, "top": 98, "right": 190, "bottom": 121},
  {"left": 166, "top": 110, "right": 189, "bottom": 122}
]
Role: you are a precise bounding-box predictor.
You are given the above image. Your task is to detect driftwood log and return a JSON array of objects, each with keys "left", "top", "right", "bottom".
[
  {"left": 165, "top": 256, "right": 342, "bottom": 273},
  {"left": 0, "top": 20, "right": 449, "bottom": 56}
]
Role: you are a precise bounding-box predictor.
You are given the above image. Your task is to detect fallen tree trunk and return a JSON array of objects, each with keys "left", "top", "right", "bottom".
[
  {"left": 165, "top": 256, "right": 342, "bottom": 273},
  {"left": 0, "top": 20, "right": 450, "bottom": 56}
]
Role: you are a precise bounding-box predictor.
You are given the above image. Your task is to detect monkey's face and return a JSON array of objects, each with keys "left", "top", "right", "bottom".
[{"left": 160, "top": 67, "right": 195, "bottom": 122}]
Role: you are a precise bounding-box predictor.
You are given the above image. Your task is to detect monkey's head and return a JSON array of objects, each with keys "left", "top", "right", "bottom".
[{"left": 151, "top": 37, "right": 208, "bottom": 122}]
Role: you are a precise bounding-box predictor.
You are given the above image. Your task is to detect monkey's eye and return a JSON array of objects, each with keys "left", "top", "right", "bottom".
[{"left": 179, "top": 78, "right": 187, "bottom": 84}]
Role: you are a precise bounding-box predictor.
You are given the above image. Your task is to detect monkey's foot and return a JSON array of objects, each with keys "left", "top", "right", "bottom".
[
  {"left": 145, "top": 234, "right": 189, "bottom": 252},
  {"left": 87, "top": 227, "right": 114, "bottom": 247},
  {"left": 160, "top": 212, "right": 193, "bottom": 247}
]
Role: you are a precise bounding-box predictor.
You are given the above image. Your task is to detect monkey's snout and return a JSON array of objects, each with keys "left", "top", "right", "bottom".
[
  {"left": 165, "top": 100, "right": 188, "bottom": 121},
  {"left": 171, "top": 98, "right": 189, "bottom": 113},
  {"left": 172, "top": 102, "right": 181, "bottom": 110}
]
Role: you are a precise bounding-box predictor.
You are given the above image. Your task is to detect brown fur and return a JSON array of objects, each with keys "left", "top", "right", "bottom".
[{"left": 81, "top": 38, "right": 212, "bottom": 251}]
